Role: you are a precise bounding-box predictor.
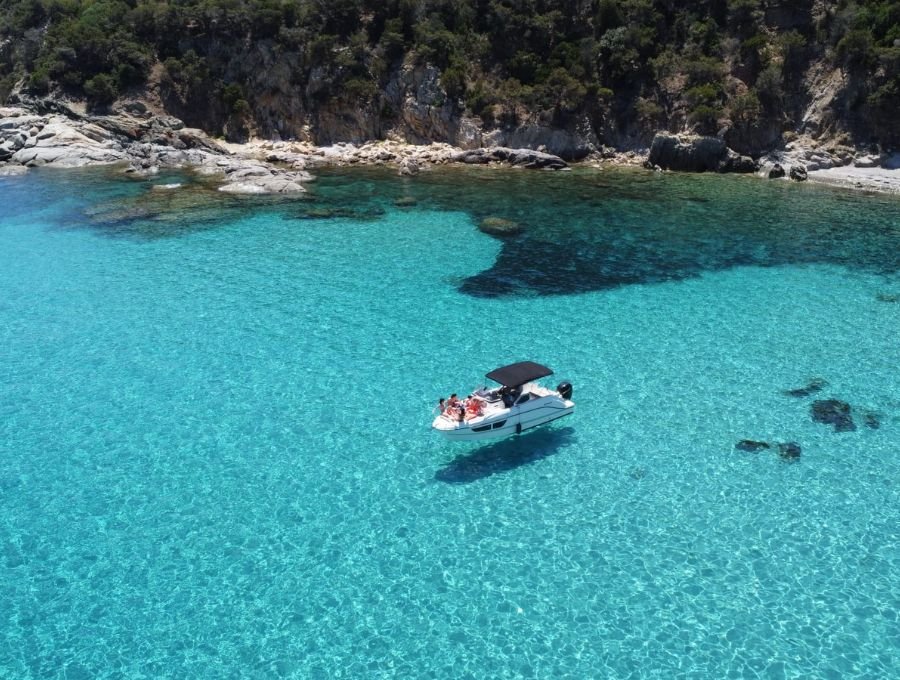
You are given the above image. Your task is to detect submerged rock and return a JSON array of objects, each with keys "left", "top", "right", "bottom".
[
  {"left": 863, "top": 412, "right": 881, "bottom": 430},
  {"left": 811, "top": 399, "right": 856, "bottom": 432},
  {"left": 394, "top": 196, "right": 418, "bottom": 207},
  {"left": 479, "top": 217, "right": 524, "bottom": 237},
  {"left": 777, "top": 442, "right": 802, "bottom": 460},
  {"left": 784, "top": 378, "right": 828, "bottom": 398},
  {"left": 876, "top": 293, "right": 899, "bottom": 303},
  {"left": 736, "top": 440, "right": 771, "bottom": 453},
  {"left": 296, "top": 206, "right": 384, "bottom": 220}
]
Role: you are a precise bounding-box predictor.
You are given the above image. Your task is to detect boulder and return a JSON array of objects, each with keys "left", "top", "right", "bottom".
[
  {"left": 398, "top": 157, "right": 419, "bottom": 176},
  {"left": 811, "top": 399, "right": 855, "bottom": 432},
  {"left": 719, "top": 149, "right": 758, "bottom": 173},
  {"left": 452, "top": 147, "right": 567, "bottom": 170},
  {"left": 478, "top": 217, "right": 524, "bottom": 237},
  {"left": 853, "top": 154, "right": 883, "bottom": 168},
  {"left": 505, "top": 147, "right": 568, "bottom": 169},
  {"left": 12, "top": 145, "right": 126, "bottom": 167},
  {"left": 218, "top": 177, "right": 306, "bottom": 194},
  {"left": 648, "top": 133, "right": 727, "bottom": 172},
  {"left": 789, "top": 164, "right": 808, "bottom": 181},
  {"left": 768, "top": 163, "right": 785, "bottom": 179},
  {"left": 119, "top": 101, "right": 149, "bottom": 116}
]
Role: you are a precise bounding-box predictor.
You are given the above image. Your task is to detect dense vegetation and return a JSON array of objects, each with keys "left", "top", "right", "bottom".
[{"left": 1, "top": 0, "right": 899, "bottom": 148}]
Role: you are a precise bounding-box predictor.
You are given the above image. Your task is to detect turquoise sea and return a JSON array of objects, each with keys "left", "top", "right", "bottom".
[{"left": 1, "top": 165, "right": 899, "bottom": 678}]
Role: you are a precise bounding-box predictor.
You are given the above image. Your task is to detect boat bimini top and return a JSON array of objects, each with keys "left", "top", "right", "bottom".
[{"left": 485, "top": 361, "right": 554, "bottom": 388}]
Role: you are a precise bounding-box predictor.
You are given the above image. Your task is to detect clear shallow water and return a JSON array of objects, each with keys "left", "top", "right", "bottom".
[{"left": 1, "top": 166, "right": 899, "bottom": 678}]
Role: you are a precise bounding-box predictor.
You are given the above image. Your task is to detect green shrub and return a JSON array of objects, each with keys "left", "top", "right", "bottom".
[
  {"left": 441, "top": 61, "right": 467, "bottom": 101},
  {"left": 729, "top": 90, "right": 761, "bottom": 124},
  {"left": 685, "top": 56, "right": 724, "bottom": 87},
  {"left": 689, "top": 104, "right": 722, "bottom": 134},
  {"left": 635, "top": 97, "right": 663, "bottom": 127},
  {"left": 755, "top": 64, "right": 784, "bottom": 111},
  {"left": 686, "top": 83, "right": 722, "bottom": 107},
  {"left": 341, "top": 76, "right": 377, "bottom": 103},
  {"left": 0, "top": 73, "right": 17, "bottom": 103},
  {"left": 836, "top": 29, "right": 875, "bottom": 70},
  {"left": 83, "top": 72, "right": 118, "bottom": 107}
]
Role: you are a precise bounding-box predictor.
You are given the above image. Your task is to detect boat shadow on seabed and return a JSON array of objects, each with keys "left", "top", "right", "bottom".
[{"left": 434, "top": 426, "right": 576, "bottom": 484}]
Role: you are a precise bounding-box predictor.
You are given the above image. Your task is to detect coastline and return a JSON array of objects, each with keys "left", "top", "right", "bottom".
[{"left": 2, "top": 103, "right": 899, "bottom": 196}]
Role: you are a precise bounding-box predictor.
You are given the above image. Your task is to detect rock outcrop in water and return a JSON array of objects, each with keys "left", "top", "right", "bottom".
[
  {"left": 648, "top": 133, "right": 757, "bottom": 174},
  {"left": 0, "top": 103, "right": 314, "bottom": 194},
  {"left": 478, "top": 217, "right": 523, "bottom": 237},
  {"left": 0, "top": 101, "right": 571, "bottom": 188}
]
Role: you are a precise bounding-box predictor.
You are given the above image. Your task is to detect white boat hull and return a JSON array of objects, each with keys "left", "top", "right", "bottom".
[{"left": 432, "top": 392, "right": 574, "bottom": 442}]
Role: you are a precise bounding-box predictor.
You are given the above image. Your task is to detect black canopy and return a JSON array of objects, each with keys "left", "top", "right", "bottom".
[{"left": 485, "top": 361, "right": 554, "bottom": 388}]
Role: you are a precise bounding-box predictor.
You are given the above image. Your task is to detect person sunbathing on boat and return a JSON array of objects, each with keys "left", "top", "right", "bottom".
[{"left": 464, "top": 396, "right": 485, "bottom": 420}]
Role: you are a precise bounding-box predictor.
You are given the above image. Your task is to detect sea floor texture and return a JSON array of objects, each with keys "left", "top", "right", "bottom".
[{"left": 1, "top": 166, "right": 899, "bottom": 678}]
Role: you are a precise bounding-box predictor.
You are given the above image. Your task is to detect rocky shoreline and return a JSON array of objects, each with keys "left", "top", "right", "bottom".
[
  {"left": 0, "top": 101, "right": 571, "bottom": 193},
  {"left": 2, "top": 100, "right": 899, "bottom": 196}
]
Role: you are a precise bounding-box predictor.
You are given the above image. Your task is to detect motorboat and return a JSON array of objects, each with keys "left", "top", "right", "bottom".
[{"left": 432, "top": 361, "right": 574, "bottom": 442}]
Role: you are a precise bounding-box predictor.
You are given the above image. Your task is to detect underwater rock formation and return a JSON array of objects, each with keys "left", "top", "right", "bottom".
[
  {"left": 863, "top": 412, "right": 881, "bottom": 430},
  {"left": 735, "top": 440, "right": 771, "bottom": 453},
  {"left": 478, "top": 217, "right": 523, "bottom": 237},
  {"left": 777, "top": 442, "right": 802, "bottom": 460},
  {"left": 811, "top": 399, "right": 856, "bottom": 432},
  {"left": 784, "top": 378, "right": 828, "bottom": 398}
]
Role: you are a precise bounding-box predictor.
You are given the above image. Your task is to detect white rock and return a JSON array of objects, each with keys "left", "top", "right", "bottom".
[
  {"left": 218, "top": 177, "right": 307, "bottom": 194},
  {"left": 12, "top": 145, "right": 126, "bottom": 167},
  {"left": 0, "top": 165, "right": 29, "bottom": 176}
]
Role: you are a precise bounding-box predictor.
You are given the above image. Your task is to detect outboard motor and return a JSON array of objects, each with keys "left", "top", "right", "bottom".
[{"left": 557, "top": 381, "right": 573, "bottom": 400}]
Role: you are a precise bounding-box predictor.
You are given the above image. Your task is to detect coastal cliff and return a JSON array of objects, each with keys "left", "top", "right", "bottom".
[{"left": 2, "top": 1, "right": 900, "bottom": 157}]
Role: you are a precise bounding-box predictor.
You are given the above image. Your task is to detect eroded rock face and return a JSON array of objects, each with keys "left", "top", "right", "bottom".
[{"left": 483, "top": 118, "right": 599, "bottom": 160}]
